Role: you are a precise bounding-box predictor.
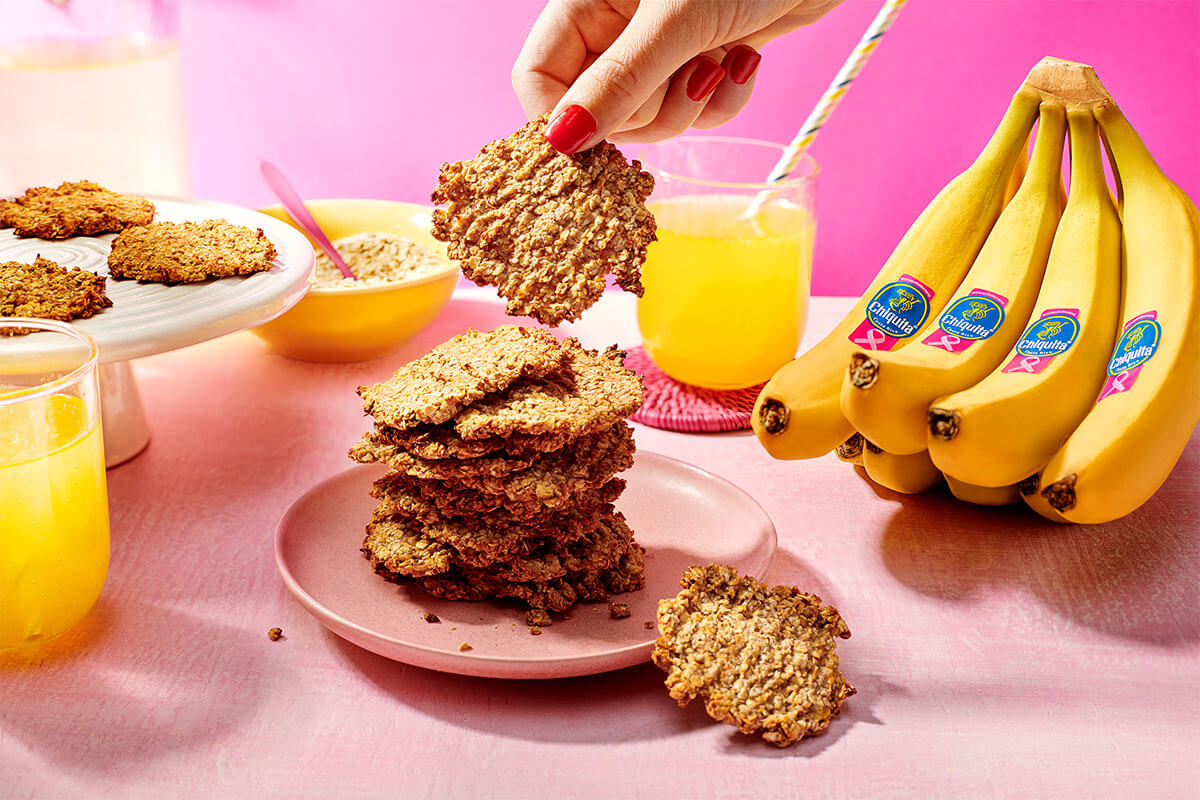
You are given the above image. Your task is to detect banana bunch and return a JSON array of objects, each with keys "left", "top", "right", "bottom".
[{"left": 752, "top": 57, "right": 1199, "bottom": 524}]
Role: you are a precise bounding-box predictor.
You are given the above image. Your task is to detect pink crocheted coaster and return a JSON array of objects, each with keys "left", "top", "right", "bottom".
[{"left": 623, "top": 346, "right": 764, "bottom": 433}]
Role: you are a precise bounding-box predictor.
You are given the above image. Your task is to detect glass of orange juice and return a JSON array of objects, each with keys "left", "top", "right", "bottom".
[
  {"left": 637, "top": 137, "right": 817, "bottom": 389},
  {"left": 1, "top": 319, "right": 109, "bottom": 652}
]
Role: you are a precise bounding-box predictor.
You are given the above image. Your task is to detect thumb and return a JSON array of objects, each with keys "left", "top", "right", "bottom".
[{"left": 545, "top": 3, "right": 708, "bottom": 154}]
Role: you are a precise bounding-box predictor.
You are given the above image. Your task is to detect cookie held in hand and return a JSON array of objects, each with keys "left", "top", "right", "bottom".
[{"left": 431, "top": 115, "right": 656, "bottom": 326}]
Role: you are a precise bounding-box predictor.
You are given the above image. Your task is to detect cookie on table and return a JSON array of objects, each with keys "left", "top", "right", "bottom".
[
  {"left": 451, "top": 341, "right": 644, "bottom": 441},
  {"left": 0, "top": 180, "right": 155, "bottom": 239},
  {"left": 431, "top": 115, "right": 656, "bottom": 326},
  {"left": 357, "top": 326, "right": 567, "bottom": 430},
  {"left": 1, "top": 256, "right": 112, "bottom": 333},
  {"left": 106, "top": 219, "right": 277, "bottom": 284},
  {"left": 652, "top": 564, "right": 855, "bottom": 748}
]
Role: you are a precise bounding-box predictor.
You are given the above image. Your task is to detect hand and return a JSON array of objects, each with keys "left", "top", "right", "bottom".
[{"left": 512, "top": 0, "right": 845, "bottom": 154}]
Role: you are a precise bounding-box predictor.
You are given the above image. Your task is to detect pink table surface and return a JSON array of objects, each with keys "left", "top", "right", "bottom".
[{"left": 3, "top": 292, "right": 1197, "bottom": 799}]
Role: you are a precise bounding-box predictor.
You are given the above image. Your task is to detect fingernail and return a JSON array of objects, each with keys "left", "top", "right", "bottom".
[
  {"left": 544, "top": 105, "right": 597, "bottom": 155},
  {"left": 724, "top": 45, "right": 761, "bottom": 85},
  {"left": 686, "top": 56, "right": 726, "bottom": 102}
]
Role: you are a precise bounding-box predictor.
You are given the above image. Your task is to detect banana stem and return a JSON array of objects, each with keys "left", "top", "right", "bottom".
[
  {"left": 1094, "top": 104, "right": 1167, "bottom": 191},
  {"left": 1022, "top": 57, "right": 1112, "bottom": 109},
  {"left": 1065, "top": 108, "right": 1105, "bottom": 198}
]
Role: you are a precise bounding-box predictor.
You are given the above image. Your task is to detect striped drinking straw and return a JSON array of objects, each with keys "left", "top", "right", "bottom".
[{"left": 744, "top": 0, "right": 910, "bottom": 218}]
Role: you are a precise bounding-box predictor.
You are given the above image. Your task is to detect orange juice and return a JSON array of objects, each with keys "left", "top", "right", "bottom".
[
  {"left": 1, "top": 394, "right": 109, "bottom": 651},
  {"left": 638, "top": 194, "right": 815, "bottom": 389}
]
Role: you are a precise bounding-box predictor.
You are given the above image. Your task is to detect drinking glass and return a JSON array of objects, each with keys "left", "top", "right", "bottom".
[
  {"left": 1, "top": 319, "right": 109, "bottom": 652},
  {"left": 0, "top": 0, "right": 190, "bottom": 197},
  {"left": 637, "top": 137, "right": 818, "bottom": 389}
]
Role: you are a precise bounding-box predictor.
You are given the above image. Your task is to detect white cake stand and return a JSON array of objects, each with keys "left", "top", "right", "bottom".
[{"left": 0, "top": 196, "right": 314, "bottom": 467}]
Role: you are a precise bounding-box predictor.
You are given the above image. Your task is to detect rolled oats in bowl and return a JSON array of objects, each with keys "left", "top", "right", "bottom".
[{"left": 313, "top": 232, "right": 447, "bottom": 288}]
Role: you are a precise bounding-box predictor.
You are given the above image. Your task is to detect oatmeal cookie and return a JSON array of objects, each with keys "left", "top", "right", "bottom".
[
  {"left": 361, "top": 422, "right": 634, "bottom": 506},
  {"left": 353, "top": 420, "right": 632, "bottom": 483},
  {"left": 372, "top": 422, "right": 579, "bottom": 461},
  {"left": 107, "top": 219, "right": 277, "bottom": 284},
  {"left": 652, "top": 564, "right": 855, "bottom": 748},
  {"left": 372, "top": 476, "right": 626, "bottom": 527},
  {"left": 349, "top": 430, "right": 542, "bottom": 479},
  {"left": 412, "top": 546, "right": 645, "bottom": 613},
  {"left": 1, "top": 256, "right": 111, "bottom": 330},
  {"left": 431, "top": 115, "right": 655, "bottom": 325},
  {"left": 357, "top": 326, "right": 566, "bottom": 430},
  {"left": 0, "top": 180, "right": 154, "bottom": 239},
  {"left": 451, "top": 341, "right": 643, "bottom": 440},
  {"left": 363, "top": 505, "right": 635, "bottom": 583}
]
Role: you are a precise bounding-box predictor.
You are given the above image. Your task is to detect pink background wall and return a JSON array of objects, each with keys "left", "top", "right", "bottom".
[{"left": 179, "top": 0, "right": 1199, "bottom": 296}]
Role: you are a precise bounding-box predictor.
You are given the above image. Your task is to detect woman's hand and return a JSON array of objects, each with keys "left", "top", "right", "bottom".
[{"left": 512, "top": 0, "right": 845, "bottom": 154}]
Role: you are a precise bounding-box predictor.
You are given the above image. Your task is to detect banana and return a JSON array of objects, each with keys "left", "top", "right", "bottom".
[
  {"left": 946, "top": 476, "right": 1020, "bottom": 506},
  {"left": 1020, "top": 479, "right": 1072, "bottom": 522},
  {"left": 752, "top": 89, "right": 1040, "bottom": 460},
  {"left": 834, "top": 433, "right": 865, "bottom": 465},
  {"left": 926, "top": 106, "right": 1122, "bottom": 487},
  {"left": 1029, "top": 99, "right": 1200, "bottom": 523},
  {"left": 840, "top": 102, "right": 1067, "bottom": 454},
  {"left": 862, "top": 442, "right": 943, "bottom": 494}
]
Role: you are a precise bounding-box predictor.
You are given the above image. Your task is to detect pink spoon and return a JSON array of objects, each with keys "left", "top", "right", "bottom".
[{"left": 260, "top": 160, "right": 356, "bottom": 281}]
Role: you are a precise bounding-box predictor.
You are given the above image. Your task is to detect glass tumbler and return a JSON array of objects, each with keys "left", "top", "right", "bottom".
[
  {"left": 0, "top": 0, "right": 190, "bottom": 197},
  {"left": 637, "top": 137, "right": 817, "bottom": 390},
  {"left": 1, "top": 320, "right": 109, "bottom": 652}
]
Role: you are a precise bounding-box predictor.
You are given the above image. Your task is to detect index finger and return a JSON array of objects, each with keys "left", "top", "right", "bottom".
[{"left": 511, "top": 0, "right": 631, "bottom": 118}]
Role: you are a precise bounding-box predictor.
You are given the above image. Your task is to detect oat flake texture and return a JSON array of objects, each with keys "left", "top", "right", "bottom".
[
  {"left": 653, "top": 564, "right": 855, "bottom": 747},
  {"left": 431, "top": 115, "right": 656, "bottom": 326}
]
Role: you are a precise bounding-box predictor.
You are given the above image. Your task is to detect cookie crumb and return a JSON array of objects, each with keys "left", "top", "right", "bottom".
[
  {"left": 423, "top": 612, "right": 440, "bottom": 623},
  {"left": 529, "top": 626, "right": 542, "bottom": 636},
  {"left": 525, "top": 609, "right": 552, "bottom": 627},
  {"left": 608, "top": 602, "right": 631, "bottom": 619},
  {"left": 644, "top": 621, "right": 655, "bottom": 630},
  {"left": 267, "top": 627, "right": 283, "bottom": 641},
  {"left": 458, "top": 642, "right": 473, "bottom": 652}
]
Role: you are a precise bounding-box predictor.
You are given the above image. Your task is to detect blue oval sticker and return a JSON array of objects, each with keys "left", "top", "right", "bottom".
[
  {"left": 1107, "top": 318, "right": 1161, "bottom": 375},
  {"left": 1015, "top": 313, "right": 1079, "bottom": 357},
  {"left": 866, "top": 281, "right": 931, "bottom": 339},
  {"left": 939, "top": 295, "right": 1006, "bottom": 341}
]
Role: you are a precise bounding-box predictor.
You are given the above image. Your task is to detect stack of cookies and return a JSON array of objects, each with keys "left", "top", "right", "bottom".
[{"left": 350, "top": 326, "right": 646, "bottom": 619}]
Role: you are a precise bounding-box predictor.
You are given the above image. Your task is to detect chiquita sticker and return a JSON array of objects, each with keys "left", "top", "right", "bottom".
[
  {"left": 920, "top": 289, "right": 1009, "bottom": 354},
  {"left": 1098, "top": 311, "right": 1162, "bottom": 400},
  {"left": 847, "top": 274, "right": 934, "bottom": 351},
  {"left": 1001, "top": 308, "right": 1080, "bottom": 374}
]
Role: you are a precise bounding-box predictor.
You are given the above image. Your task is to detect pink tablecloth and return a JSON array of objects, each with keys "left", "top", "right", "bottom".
[{"left": 3, "top": 292, "right": 1197, "bottom": 799}]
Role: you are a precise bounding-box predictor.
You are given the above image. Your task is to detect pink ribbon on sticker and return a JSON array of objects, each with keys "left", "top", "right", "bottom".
[
  {"left": 848, "top": 321, "right": 895, "bottom": 351},
  {"left": 1002, "top": 355, "right": 1049, "bottom": 374}
]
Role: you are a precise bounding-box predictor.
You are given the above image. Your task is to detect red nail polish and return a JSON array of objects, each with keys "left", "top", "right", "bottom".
[
  {"left": 686, "top": 57, "right": 726, "bottom": 102},
  {"left": 724, "top": 45, "right": 761, "bottom": 85},
  {"left": 544, "top": 105, "right": 597, "bottom": 155}
]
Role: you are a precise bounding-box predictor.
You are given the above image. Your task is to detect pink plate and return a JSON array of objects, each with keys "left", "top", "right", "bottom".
[{"left": 275, "top": 451, "right": 777, "bottom": 679}]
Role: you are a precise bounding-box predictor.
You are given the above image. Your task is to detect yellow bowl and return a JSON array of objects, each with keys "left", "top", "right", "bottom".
[{"left": 253, "top": 199, "right": 459, "bottom": 362}]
